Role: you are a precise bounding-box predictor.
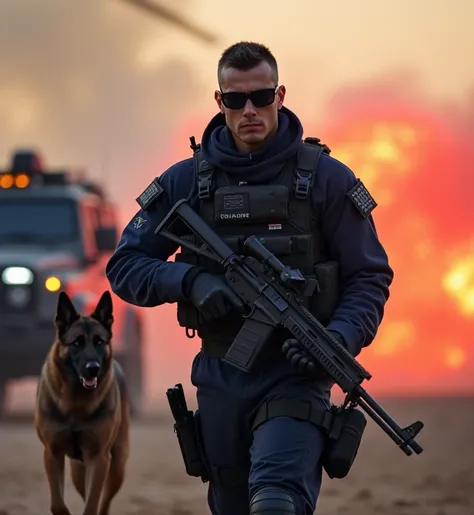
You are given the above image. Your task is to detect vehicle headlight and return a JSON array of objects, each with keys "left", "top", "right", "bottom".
[{"left": 1, "top": 266, "right": 34, "bottom": 285}]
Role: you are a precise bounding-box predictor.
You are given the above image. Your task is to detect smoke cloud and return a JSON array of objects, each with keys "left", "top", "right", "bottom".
[{"left": 0, "top": 0, "right": 203, "bottom": 204}]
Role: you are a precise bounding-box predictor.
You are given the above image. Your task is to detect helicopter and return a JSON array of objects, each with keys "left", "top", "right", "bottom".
[{"left": 117, "top": 0, "right": 219, "bottom": 44}]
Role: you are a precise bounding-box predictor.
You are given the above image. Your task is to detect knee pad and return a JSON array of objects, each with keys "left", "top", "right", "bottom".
[{"left": 249, "top": 485, "right": 296, "bottom": 514}]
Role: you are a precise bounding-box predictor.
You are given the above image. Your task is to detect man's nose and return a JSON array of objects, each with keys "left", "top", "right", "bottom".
[
  {"left": 85, "top": 360, "right": 101, "bottom": 378},
  {"left": 243, "top": 99, "right": 257, "bottom": 115}
]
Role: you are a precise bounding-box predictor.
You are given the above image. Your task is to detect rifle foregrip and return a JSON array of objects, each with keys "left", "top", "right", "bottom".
[{"left": 222, "top": 316, "right": 275, "bottom": 372}]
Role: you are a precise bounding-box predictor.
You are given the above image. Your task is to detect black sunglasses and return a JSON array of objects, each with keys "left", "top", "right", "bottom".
[{"left": 219, "top": 87, "right": 279, "bottom": 110}]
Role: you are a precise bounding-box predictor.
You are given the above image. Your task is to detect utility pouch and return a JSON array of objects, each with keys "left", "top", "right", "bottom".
[
  {"left": 322, "top": 405, "right": 367, "bottom": 479},
  {"left": 166, "top": 383, "right": 210, "bottom": 482}
]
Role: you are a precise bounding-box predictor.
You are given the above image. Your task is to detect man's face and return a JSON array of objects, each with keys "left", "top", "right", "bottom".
[{"left": 215, "top": 61, "right": 286, "bottom": 153}]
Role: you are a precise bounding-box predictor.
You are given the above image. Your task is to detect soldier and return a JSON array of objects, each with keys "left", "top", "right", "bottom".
[{"left": 106, "top": 41, "right": 394, "bottom": 514}]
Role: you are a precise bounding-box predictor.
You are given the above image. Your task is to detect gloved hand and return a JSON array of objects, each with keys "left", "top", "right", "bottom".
[
  {"left": 282, "top": 331, "right": 347, "bottom": 379},
  {"left": 186, "top": 271, "right": 245, "bottom": 323}
]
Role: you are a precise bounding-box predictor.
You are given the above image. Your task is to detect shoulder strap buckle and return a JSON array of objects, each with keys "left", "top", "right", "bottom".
[
  {"left": 295, "top": 170, "right": 312, "bottom": 199},
  {"left": 293, "top": 137, "right": 331, "bottom": 199},
  {"left": 189, "top": 135, "right": 214, "bottom": 200},
  {"left": 197, "top": 159, "right": 212, "bottom": 200}
]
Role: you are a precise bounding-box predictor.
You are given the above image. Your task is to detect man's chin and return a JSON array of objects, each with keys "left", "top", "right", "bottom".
[{"left": 239, "top": 133, "right": 267, "bottom": 147}]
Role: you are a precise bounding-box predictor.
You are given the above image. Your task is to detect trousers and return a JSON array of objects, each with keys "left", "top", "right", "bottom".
[{"left": 191, "top": 350, "right": 332, "bottom": 515}]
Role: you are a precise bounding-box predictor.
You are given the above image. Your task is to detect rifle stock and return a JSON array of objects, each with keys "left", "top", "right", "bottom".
[{"left": 155, "top": 199, "right": 424, "bottom": 457}]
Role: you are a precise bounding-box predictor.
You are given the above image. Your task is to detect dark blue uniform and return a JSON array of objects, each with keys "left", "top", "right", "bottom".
[{"left": 106, "top": 109, "right": 393, "bottom": 514}]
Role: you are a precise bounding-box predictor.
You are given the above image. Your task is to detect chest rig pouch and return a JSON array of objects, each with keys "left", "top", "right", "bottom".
[
  {"left": 176, "top": 136, "right": 340, "bottom": 344},
  {"left": 214, "top": 184, "right": 289, "bottom": 225}
]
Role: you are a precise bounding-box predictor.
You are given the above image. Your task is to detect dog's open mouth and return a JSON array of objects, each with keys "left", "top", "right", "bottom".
[{"left": 80, "top": 376, "right": 98, "bottom": 389}]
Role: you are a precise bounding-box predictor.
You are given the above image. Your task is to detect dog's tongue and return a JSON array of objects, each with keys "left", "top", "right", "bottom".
[{"left": 81, "top": 377, "right": 98, "bottom": 389}]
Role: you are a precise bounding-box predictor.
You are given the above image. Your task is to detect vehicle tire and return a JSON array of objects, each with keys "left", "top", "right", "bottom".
[{"left": 118, "top": 319, "right": 144, "bottom": 420}]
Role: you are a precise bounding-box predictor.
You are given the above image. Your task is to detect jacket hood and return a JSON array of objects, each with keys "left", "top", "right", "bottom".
[{"left": 200, "top": 105, "right": 304, "bottom": 184}]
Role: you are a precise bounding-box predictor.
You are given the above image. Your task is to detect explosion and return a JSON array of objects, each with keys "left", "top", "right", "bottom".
[
  {"left": 443, "top": 248, "right": 474, "bottom": 317},
  {"left": 318, "top": 83, "right": 474, "bottom": 394}
]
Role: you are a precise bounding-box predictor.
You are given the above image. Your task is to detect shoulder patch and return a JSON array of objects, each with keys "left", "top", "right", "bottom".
[
  {"left": 135, "top": 178, "right": 163, "bottom": 210},
  {"left": 346, "top": 179, "right": 377, "bottom": 219},
  {"left": 132, "top": 216, "right": 147, "bottom": 229}
]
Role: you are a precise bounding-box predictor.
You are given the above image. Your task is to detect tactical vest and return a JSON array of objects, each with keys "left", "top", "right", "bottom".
[{"left": 175, "top": 136, "right": 340, "bottom": 344}]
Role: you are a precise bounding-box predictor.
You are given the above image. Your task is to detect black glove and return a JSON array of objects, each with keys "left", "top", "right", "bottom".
[
  {"left": 185, "top": 271, "right": 245, "bottom": 323},
  {"left": 282, "top": 331, "right": 347, "bottom": 379}
]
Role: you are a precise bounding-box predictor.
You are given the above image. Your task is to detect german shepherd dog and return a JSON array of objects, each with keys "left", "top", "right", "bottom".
[{"left": 35, "top": 291, "right": 130, "bottom": 515}]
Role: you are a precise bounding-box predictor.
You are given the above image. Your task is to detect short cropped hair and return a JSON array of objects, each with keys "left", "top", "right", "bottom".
[{"left": 217, "top": 41, "right": 279, "bottom": 86}]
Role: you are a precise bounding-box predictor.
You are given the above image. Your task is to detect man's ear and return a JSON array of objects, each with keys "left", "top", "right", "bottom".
[
  {"left": 91, "top": 291, "right": 114, "bottom": 330},
  {"left": 276, "top": 84, "right": 286, "bottom": 110},
  {"left": 215, "top": 90, "right": 225, "bottom": 114},
  {"left": 55, "top": 291, "right": 80, "bottom": 332}
]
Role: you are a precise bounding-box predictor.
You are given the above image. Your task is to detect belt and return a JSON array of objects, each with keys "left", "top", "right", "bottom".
[{"left": 252, "top": 399, "right": 333, "bottom": 433}]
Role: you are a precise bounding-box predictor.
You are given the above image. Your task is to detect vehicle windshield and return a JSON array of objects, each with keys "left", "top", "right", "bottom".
[{"left": 0, "top": 198, "right": 79, "bottom": 245}]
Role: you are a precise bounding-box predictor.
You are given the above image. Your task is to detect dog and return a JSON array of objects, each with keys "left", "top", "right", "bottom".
[{"left": 34, "top": 290, "right": 130, "bottom": 515}]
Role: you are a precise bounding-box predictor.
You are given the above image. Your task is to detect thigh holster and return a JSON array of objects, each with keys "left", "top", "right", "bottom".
[
  {"left": 166, "top": 384, "right": 210, "bottom": 483},
  {"left": 251, "top": 399, "right": 367, "bottom": 480}
]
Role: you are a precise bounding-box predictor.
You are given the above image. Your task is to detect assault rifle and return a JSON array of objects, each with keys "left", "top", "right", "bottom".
[{"left": 154, "top": 199, "right": 424, "bottom": 456}]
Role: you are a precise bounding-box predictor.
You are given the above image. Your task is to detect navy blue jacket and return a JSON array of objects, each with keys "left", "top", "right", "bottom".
[{"left": 106, "top": 145, "right": 394, "bottom": 358}]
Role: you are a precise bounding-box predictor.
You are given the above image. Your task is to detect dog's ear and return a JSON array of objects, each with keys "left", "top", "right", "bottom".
[
  {"left": 91, "top": 291, "right": 114, "bottom": 330},
  {"left": 55, "top": 291, "right": 80, "bottom": 332}
]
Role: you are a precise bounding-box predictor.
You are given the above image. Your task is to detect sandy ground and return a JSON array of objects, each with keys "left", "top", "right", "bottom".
[{"left": 0, "top": 396, "right": 472, "bottom": 515}]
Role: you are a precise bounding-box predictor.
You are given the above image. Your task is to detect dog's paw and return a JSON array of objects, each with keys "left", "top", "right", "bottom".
[{"left": 51, "top": 505, "right": 72, "bottom": 515}]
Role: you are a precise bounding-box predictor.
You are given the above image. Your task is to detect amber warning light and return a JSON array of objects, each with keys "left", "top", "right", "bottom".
[
  {"left": 45, "top": 276, "right": 61, "bottom": 292},
  {"left": 0, "top": 150, "right": 44, "bottom": 189},
  {"left": 0, "top": 172, "right": 31, "bottom": 189},
  {"left": 0, "top": 149, "right": 88, "bottom": 191}
]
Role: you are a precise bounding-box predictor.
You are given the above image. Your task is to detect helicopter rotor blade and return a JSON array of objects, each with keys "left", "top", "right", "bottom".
[{"left": 118, "top": 0, "right": 219, "bottom": 45}]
